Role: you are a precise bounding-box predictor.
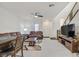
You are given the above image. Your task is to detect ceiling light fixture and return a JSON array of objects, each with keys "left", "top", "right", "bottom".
[
  {"left": 34, "top": 15, "right": 38, "bottom": 18},
  {"left": 49, "top": 4, "right": 55, "bottom": 7}
]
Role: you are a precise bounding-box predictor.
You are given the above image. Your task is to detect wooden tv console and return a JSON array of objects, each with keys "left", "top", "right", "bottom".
[{"left": 58, "top": 35, "right": 78, "bottom": 53}]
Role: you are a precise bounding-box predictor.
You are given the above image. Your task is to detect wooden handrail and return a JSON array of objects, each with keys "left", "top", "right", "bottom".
[
  {"left": 63, "top": 2, "right": 77, "bottom": 25},
  {"left": 68, "top": 9, "right": 79, "bottom": 24}
]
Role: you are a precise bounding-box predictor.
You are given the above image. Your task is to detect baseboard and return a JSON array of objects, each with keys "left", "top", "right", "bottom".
[
  {"left": 50, "top": 37, "right": 57, "bottom": 40},
  {"left": 43, "top": 36, "right": 57, "bottom": 40},
  {"left": 43, "top": 36, "right": 50, "bottom": 38}
]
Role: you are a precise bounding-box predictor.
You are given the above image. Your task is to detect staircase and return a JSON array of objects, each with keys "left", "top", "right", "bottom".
[{"left": 63, "top": 2, "right": 79, "bottom": 25}]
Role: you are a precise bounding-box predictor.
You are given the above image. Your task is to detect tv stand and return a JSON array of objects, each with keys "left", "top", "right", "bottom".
[{"left": 58, "top": 35, "right": 78, "bottom": 53}]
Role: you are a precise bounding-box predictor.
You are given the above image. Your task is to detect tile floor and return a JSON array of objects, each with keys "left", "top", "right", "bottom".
[{"left": 17, "top": 38, "right": 78, "bottom": 57}]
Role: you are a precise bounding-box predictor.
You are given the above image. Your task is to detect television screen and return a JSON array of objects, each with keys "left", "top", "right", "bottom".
[
  {"left": 68, "top": 24, "right": 75, "bottom": 31},
  {"left": 68, "top": 31, "right": 75, "bottom": 37},
  {"left": 61, "top": 24, "right": 75, "bottom": 37},
  {"left": 61, "top": 25, "right": 68, "bottom": 35}
]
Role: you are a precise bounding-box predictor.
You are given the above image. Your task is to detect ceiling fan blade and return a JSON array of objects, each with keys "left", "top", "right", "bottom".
[{"left": 38, "top": 15, "right": 43, "bottom": 17}]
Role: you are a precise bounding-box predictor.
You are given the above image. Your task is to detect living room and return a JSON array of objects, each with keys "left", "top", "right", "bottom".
[{"left": 0, "top": 1, "right": 79, "bottom": 58}]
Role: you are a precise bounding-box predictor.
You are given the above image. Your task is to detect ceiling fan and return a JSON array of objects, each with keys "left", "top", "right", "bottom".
[
  {"left": 30, "top": 4, "right": 55, "bottom": 18},
  {"left": 49, "top": 4, "right": 55, "bottom": 7},
  {"left": 31, "top": 12, "right": 43, "bottom": 18}
]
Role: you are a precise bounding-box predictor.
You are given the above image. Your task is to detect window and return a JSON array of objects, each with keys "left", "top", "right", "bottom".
[{"left": 35, "top": 24, "right": 39, "bottom": 31}]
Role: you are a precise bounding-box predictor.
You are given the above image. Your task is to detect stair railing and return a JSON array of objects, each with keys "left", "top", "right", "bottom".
[{"left": 63, "top": 2, "right": 77, "bottom": 25}]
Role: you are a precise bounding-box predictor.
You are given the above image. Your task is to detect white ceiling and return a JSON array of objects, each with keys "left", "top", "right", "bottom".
[{"left": 0, "top": 2, "right": 69, "bottom": 21}]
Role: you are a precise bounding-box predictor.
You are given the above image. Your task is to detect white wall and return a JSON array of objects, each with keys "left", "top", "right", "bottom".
[
  {"left": 70, "top": 3, "right": 79, "bottom": 35},
  {"left": 0, "top": 2, "right": 69, "bottom": 36},
  {"left": 0, "top": 2, "right": 76, "bottom": 37},
  {"left": 52, "top": 2, "right": 76, "bottom": 38},
  {"left": 19, "top": 18, "right": 42, "bottom": 34},
  {"left": 41, "top": 19, "right": 52, "bottom": 37},
  {"left": 39, "top": 3, "right": 76, "bottom": 38},
  {"left": 0, "top": 6, "right": 19, "bottom": 32},
  {"left": 0, "top": 6, "right": 41, "bottom": 33}
]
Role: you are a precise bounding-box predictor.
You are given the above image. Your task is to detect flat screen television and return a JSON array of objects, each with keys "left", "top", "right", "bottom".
[{"left": 61, "top": 24, "right": 75, "bottom": 37}]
